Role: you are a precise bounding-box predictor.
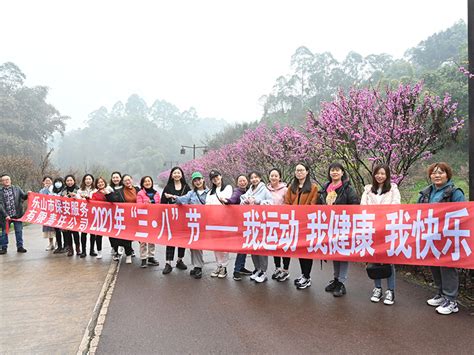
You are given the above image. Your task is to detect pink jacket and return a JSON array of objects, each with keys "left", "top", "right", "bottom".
[
  {"left": 137, "top": 189, "right": 161, "bottom": 204},
  {"left": 266, "top": 182, "right": 288, "bottom": 205}
]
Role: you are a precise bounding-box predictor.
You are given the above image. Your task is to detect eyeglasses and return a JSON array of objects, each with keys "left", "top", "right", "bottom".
[{"left": 295, "top": 169, "right": 306, "bottom": 172}]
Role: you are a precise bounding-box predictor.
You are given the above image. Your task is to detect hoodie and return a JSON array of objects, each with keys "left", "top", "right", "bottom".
[{"left": 266, "top": 182, "right": 288, "bottom": 205}]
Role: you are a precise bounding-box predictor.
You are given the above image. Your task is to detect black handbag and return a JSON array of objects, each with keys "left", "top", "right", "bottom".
[{"left": 366, "top": 263, "right": 392, "bottom": 280}]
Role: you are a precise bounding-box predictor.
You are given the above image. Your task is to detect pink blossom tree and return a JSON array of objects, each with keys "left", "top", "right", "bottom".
[{"left": 306, "top": 82, "right": 462, "bottom": 193}]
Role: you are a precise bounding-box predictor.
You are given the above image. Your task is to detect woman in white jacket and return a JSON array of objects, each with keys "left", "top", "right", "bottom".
[
  {"left": 361, "top": 164, "right": 400, "bottom": 305},
  {"left": 206, "top": 170, "right": 233, "bottom": 279},
  {"left": 241, "top": 171, "right": 273, "bottom": 283}
]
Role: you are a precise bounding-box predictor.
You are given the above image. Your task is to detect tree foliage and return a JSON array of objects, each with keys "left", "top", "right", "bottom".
[
  {"left": 54, "top": 95, "right": 227, "bottom": 178},
  {"left": 0, "top": 62, "right": 68, "bottom": 160}
]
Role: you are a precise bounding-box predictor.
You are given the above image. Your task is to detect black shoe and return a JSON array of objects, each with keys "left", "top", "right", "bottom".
[
  {"left": 176, "top": 259, "right": 187, "bottom": 270},
  {"left": 90, "top": 251, "right": 97, "bottom": 257},
  {"left": 192, "top": 267, "right": 202, "bottom": 279},
  {"left": 0, "top": 249, "right": 6, "bottom": 255},
  {"left": 17, "top": 247, "right": 27, "bottom": 253},
  {"left": 190, "top": 267, "right": 197, "bottom": 276},
  {"left": 325, "top": 278, "right": 338, "bottom": 292},
  {"left": 163, "top": 263, "right": 172, "bottom": 274},
  {"left": 141, "top": 259, "right": 148, "bottom": 268},
  {"left": 147, "top": 257, "right": 159, "bottom": 266},
  {"left": 239, "top": 267, "right": 252, "bottom": 275},
  {"left": 233, "top": 271, "right": 242, "bottom": 281},
  {"left": 296, "top": 277, "right": 311, "bottom": 290},
  {"left": 80, "top": 252, "right": 87, "bottom": 258},
  {"left": 333, "top": 281, "right": 346, "bottom": 297}
]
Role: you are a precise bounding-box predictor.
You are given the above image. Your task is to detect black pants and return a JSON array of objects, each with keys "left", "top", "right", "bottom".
[
  {"left": 110, "top": 237, "right": 132, "bottom": 255},
  {"left": 55, "top": 228, "right": 63, "bottom": 249},
  {"left": 109, "top": 237, "right": 119, "bottom": 252},
  {"left": 274, "top": 256, "right": 291, "bottom": 270},
  {"left": 81, "top": 233, "right": 103, "bottom": 253},
  {"left": 64, "top": 230, "right": 80, "bottom": 249},
  {"left": 299, "top": 258, "right": 313, "bottom": 278},
  {"left": 166, "top": 246, "right": 185, "bottom": 261}
]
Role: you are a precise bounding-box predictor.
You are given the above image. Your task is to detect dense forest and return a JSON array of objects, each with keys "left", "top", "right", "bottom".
[
  {"left": 207, "top": 20, "right": 468, "bottom": 151},
  {"left": 53, "top": 96, "right": 227, "bottom": 178}
]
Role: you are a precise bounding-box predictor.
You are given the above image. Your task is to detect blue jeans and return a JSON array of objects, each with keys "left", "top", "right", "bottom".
[
  {"left": 333, "top": 261, "right": 349, "bottom": 283},
  {"left": 234, "top": 253, "right": 247, "bottom": 272},
  {"left": 374, "top": 264, "right": 396, "bottom": 290},
  {"left": 0, "top": 220, "right": 24, "bottom": 249}
]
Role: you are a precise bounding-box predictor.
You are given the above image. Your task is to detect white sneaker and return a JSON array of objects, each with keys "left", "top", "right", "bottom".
[
  {"left": 210, "top": 266, "right": 221, "bottom": 277},
  {"left": 436, "top": 299, "right": 459, "bottom": 315},
  {"left": 271, "top": 269, "right": 282, "bottom": 280},
  {"left": 383, "top": 290, "right": 395, "bottom": 305},
  {"left": 250, "top": 270, "right": 259, "bottom": 281},
  {"left": 125, "top": 255, "right": 132, "bottom": 264},
  {"left": 45, "top": 244, "right": 54, "bottom": 251},
  {"left": 294, "top": 274, "right": 304, "bottom": 285},
  {"left": 427, "top": 294, "right": 445, "bottom": 307},
  {"left": 296, "top": 277, "right": 311, "bottom": 289},
  {"left": 370, "top": 287, "right": 383, "bottom": 303},
  {"left": 255, "top": 271, "right": 268, "bottom": 283},
  {"left": 277, "top": 271, "right": 290, "bottom": 282},
  {"left": 96, "top": 251, "right": 102, "bottom": 259},
  {"left": 218, "top": 267, "right": 227, "bottom": 278}
]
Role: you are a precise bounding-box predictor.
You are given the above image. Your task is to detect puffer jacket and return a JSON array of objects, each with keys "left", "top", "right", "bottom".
[
  {"left": 361, "top": 183, "right": 401, "bottom": 205},
  {"left": 318, "top": 180, "right": 359, "bottom": 205},
  {"left": 240, "top": 182, "right": 273, "bottom": 205}
]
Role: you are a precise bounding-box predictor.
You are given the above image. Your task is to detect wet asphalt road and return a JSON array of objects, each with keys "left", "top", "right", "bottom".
[{"left": 97, "top": 248, "right": 473, "bottom": 354}]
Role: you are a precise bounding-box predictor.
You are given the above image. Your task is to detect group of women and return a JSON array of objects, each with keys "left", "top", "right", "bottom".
[{"left": 39, "top": 161, "right": 465, "bottom": 316}]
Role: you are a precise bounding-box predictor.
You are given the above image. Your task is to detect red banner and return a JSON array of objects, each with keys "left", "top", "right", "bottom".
[{"left": 19, "top": 193, "right": 474, "bottom": 269}]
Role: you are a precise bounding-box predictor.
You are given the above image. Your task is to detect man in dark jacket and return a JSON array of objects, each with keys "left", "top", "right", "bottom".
[{"left": 0, "top": 174, "right": 29, "bottom": 254}]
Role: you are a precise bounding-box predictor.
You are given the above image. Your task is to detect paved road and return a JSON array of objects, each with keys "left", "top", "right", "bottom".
[
  {"left": 0, "top": 224, "right": 113, "bottom": 354},
  {"left": 98, "top": 249, "right": 473, "bottom": 354}
]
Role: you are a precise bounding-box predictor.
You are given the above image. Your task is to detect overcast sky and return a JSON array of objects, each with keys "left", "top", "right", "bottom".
[{"left": 1, "top": 0, "right": 467, "bottom": 130}]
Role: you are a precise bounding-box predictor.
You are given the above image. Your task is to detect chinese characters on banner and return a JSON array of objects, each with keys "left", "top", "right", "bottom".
[{"left": 19, "top": 193, "right": 474, "bottom": 269}]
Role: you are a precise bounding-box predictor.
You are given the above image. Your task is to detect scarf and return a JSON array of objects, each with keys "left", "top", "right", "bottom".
[{"left": 327, "top": 181, "right": 342, "bottom": 193}]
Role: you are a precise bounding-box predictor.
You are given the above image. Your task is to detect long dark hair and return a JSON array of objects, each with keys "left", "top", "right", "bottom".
[
  {"left": 209, "top": 173, "right": 230, "bottom": 195},
  {"left": 110, "top": 171, "right": 123, "bottom": 188},
  {"left": 327, "top": 162, "right": 348, "bottom": 183},
  {"left": 80, "top": 174, "right": 95, "bottom": 190},
  {"left": 248, "top": 171, "right": 263, "bottom": 190},
  {"left": 52, "top": 177, "right": 64, "bottom": 194},
  {"left": 290, "top": 163, "right": 312, "bottom": 194},
  {"left": 166, "top": 167, "right": 189, "bottom": 191},
  {"left": 371, "top": 164, "right": 392, "bottom": 195},
  {"left": 64, "top": 174, "right": 78, "bottom": 190}
]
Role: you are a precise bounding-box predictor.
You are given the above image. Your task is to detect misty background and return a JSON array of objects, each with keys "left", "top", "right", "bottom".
[{"left": 0, "top": 0, "right": 468, "bottom": 185}]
